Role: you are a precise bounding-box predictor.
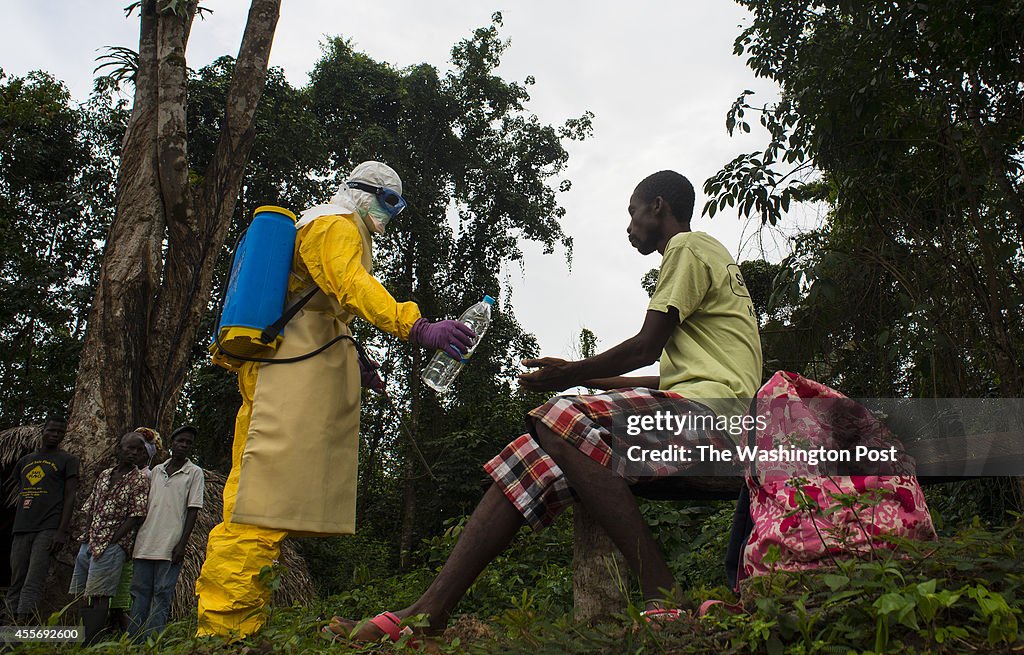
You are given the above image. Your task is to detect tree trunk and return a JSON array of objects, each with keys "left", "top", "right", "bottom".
[
  {"left": 67, "top": 0, "right": 282, "bottom": 474},
  {"left": 572, "top": 503, "right": 626, "bottom": 624}
]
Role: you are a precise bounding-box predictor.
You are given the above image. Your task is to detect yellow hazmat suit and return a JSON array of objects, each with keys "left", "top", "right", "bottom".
[{"left": 196, "top": 210, "right": 420, "bottom": 637}]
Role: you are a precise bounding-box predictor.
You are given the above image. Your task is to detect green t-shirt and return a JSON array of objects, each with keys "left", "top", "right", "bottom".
[{"left": 648, "top": 231, "right": 763, "bottom": 418}]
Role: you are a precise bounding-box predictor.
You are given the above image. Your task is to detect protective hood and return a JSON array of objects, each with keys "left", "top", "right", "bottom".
[{"left": 296, "top": 161, "right": 403, "bottom": 233}]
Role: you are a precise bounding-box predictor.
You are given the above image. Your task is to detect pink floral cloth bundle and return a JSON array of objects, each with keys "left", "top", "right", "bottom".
[{"left": 741, "top": 371, "right": 937, "bottom": 582}]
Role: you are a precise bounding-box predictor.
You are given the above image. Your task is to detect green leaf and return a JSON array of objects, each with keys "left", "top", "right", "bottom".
[
  {"left": 823, "top": 574, "right": 850, "bottom": 591},
  {"left": 874, "top": 592, "right": 911, "bottom": 616}
]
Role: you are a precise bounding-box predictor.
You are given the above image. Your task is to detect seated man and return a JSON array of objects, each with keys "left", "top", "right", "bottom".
[
  {"left": 326, "top": 170, "right": 763, "bottom": 642},
  {"left": 69, "top": 432, "right": 149, "bottom": 643}
]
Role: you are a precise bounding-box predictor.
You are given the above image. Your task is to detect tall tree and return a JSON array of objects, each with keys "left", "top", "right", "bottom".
[
  {"left": 705, "top": 0, "right": 1024, "bottom": 399},
  {"left": 67, "top": 0, "right": 282, "bottom": 470}
]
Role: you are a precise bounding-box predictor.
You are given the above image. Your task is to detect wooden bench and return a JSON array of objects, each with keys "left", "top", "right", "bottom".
[{"left": 572, "top": 430, "right": 1024, "bottom": 622}]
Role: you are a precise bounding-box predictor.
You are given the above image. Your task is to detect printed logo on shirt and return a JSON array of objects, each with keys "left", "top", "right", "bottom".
[
  {"left": 727, "top": 264, "right": 750, "bottom": 298},
  {"left": 25, "top": 465, "right": 45, "bottom": 486}
]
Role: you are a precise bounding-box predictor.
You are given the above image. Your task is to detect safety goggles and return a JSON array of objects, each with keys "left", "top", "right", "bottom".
[{"left": 347, "top": 181, "right": 407, "bottom": 219}]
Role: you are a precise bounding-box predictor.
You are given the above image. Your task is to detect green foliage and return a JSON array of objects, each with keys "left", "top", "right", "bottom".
[
  {"left": 327, "top": 512, "right": 574, "bottom": 623},
  {"left": 640, "top": 268, "right": 659, "bottom": 298},
  {"left": 738, "top": 259, "right": 784, "bottom": 326},
  {"left": 93, "top": 46, "right": 138, "bottom": 89},
  {"left": 0, "top": 69, "right": 120, "bottom": 426},
  {"left": 14, "top": 517, "right": 1024, "bottom": 654},
  {"left": 706, "top": 0, "right": 1024, "bottom": 399},
  {"left": 291, "top": 530, "right": 394, "bottom": 598},
  {"left": 925, "top": 478, "right": 1022, "bottom": 529},
  {"left": 479, "top": 521, "right": 1024, "bottom": 655},
  {"left": 709, "top": 523, "right": 1024, "bottom": 654},
  {"left": 641, "top": 500, "right": 735, "bottom": 590},
  {"left": 577, "top": 328, "right": 597, "bottom": 360}
]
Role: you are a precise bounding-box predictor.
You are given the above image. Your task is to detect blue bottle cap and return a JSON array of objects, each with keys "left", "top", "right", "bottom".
[{"left": 483, "top": 295, "right": 496, "bottom": 305}]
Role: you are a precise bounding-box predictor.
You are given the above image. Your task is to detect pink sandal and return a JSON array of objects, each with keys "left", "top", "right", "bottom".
[{"left": 321, "top": 611, "right": 418, "bottom": 647}]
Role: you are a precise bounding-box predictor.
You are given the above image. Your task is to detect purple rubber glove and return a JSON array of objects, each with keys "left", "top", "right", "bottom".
[
  {"left": 358, "top": 356, "right": 384, "bottom": 393},
  {"left": 409, "top": 318, "right": 477, "bottom": 360}
]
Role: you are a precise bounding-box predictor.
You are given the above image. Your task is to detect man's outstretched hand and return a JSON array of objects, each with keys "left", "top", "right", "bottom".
[{"left": 518, "top": 357, "right": 577, "bottom": 392}]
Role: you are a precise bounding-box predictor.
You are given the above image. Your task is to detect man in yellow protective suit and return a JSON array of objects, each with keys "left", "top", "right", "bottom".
[{"left": 195, "top": 161, "right": 475, "bottom": 638}]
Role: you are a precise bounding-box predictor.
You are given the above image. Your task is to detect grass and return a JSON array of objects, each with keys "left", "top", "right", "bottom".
[{"left": 8, "top": 512, "right": 1024, "bottom": 654}]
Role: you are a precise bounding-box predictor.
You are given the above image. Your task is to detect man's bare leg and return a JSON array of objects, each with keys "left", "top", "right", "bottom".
[
  {"left": 532, "top": 424, "right": 679, "bottom": 607},
  {"left": 329, "top": 482, "right": 524, "bottom": 637},
  {"left": 330, "top": 425, "right": 679, "bottom": 640}
]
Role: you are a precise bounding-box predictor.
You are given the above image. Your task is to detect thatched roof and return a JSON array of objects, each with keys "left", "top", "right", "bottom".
[
  {"left": 0, "top": 424, "right": 41, "bottom": 468},
  {"left": 172, "top": 469, "right": 317, "bottom": 619},
  {"left": 0, "top": 424, "right": 41, "bottom": 506}
]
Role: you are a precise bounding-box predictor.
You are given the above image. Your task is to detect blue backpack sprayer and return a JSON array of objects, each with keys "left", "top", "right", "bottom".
[{"left": 209, "top": 205, "right": 435, "bottom": 479}]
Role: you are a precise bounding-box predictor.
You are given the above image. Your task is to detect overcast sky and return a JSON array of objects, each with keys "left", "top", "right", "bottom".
[{"left": 2, "top": 1, "right": 815, "bottom": 371}]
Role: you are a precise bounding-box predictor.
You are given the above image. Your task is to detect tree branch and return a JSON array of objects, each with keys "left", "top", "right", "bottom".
[
  {"left": 155, "top": 2, "right": 193, "bottom": 243},
  {"left": 146, "top": 0, "right": 282, "bottom": 428},
  {"left": 68, "top": 0, "right": 164, "bottom": 473}
]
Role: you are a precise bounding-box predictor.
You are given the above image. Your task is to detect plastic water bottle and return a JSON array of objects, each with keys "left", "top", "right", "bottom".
[{"left": 422, "top": 295, "right": 495, "bottom": 393}]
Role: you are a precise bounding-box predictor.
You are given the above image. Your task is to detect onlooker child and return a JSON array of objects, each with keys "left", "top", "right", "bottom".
[
  {"left": 70, "top": 432, "right": 149, "bottom": 643},
  {"left": 129, "top": 425, "right": 204, "bottom": 638},
  {"left": 6, "top": 416, "right": 79, "bottom": 623}
]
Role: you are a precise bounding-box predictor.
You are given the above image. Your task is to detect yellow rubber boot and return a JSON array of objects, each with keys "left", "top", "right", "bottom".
[{"left": 196, "top": 519, "right": 286, "bottom": 638}]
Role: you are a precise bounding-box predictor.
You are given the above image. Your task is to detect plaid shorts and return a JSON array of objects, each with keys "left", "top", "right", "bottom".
[{"left": 484, "top": 388, "right": 735, "bottom": 530}]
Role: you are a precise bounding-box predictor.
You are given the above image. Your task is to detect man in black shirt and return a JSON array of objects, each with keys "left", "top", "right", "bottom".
[{"left": 6, "top": 416, "right": 79, "bottom": 623}]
